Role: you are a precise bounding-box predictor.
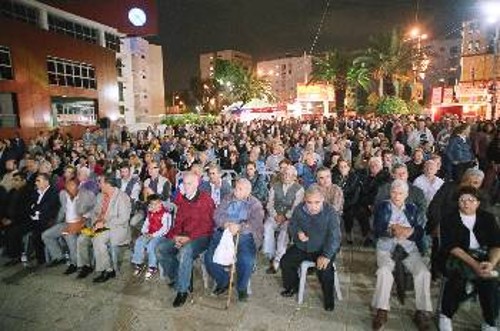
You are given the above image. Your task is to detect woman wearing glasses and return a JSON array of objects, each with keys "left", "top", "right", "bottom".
[{"left": 438, "top": 186, "right": 500, "bottom": 331}]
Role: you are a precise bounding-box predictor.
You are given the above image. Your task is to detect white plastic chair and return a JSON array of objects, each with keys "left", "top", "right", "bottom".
[{"left": 297, "top": 260, "right": 342, "bottom": 304}]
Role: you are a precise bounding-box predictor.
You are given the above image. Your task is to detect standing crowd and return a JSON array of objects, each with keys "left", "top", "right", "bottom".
[{"left": 0, "top": 114, "right": 499, "bottom": 331}]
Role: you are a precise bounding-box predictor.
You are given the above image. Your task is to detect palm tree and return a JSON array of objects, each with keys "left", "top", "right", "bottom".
[
  {"left": 310, "top": 50, "right": 352, "bottom": 112},
  {"left": 354, "top": 29, "right": 416, "bottom": 97},
  {"left": 214, "top": 59, "right": 275, "bottom": 109}
]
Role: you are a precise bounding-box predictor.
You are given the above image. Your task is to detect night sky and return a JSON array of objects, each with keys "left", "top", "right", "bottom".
[{"left": 151, "top": 0, "right": 477, "bottom": 92}]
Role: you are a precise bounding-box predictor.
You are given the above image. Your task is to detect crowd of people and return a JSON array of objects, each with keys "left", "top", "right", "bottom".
[{"left": 0, "top": 114, "right": 499, "bottom": 331}]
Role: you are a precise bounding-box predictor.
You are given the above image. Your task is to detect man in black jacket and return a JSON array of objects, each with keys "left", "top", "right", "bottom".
[
  {"left": 279, "top": 184, "right": 341, "bottom": 311},
  {"left": 2, "top": 171, "right": 33, "bottom": 265}
]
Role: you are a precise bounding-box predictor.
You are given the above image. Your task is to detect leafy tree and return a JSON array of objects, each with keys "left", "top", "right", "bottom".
[
  {"left": 310, "top": 50, "right": 352, "bottom": 113},
  {"left": 214, "top": 59, "right": 275, "bottom": 108},
  {"left": 377, "top": 96, "right": 409, "bottom": 115},
  {"left": 354, "top": 29, "right": 417, "bottom": 98}
]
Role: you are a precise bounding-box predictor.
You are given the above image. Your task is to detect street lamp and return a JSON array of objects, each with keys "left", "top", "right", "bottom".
[
  {"left": 408, "top": 26, "right": 428, "bottom": 101},
  {"left": 483, "top": 1, "right": 500, "bottom": 119}
]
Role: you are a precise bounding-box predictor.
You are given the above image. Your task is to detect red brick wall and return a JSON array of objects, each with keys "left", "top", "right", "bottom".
[{"left": 0, "top": 17, "right": 119, "bottom": 139}]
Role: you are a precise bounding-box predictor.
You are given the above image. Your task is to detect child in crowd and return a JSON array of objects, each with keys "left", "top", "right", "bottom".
[{"left": 131, "top": 194, "right": 172, "bottom": 279}]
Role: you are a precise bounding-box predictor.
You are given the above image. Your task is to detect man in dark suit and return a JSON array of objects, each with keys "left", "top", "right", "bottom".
[{"left": 28, "top": 173, "right": 60, "bottom": 265}]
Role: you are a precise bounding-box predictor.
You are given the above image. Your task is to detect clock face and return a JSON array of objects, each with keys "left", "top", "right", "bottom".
[{"left": 128, "top": 8, "right": 147, "bottom": 27}]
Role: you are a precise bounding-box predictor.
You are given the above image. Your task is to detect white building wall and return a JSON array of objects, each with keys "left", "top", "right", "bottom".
[{"left": 256, "top": 55, "right": 312, "bottom": 103}]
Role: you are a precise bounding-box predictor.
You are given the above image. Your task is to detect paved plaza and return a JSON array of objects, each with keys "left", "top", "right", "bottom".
[{"left": 0, "top": 242, "right": 487, "bottom": 331}]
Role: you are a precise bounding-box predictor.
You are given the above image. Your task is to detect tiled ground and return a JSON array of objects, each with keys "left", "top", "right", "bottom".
[{"left": 0, "top": 242, "right": 488, "bottom": 331}]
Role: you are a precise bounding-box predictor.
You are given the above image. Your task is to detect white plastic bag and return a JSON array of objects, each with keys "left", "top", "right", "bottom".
[{"left": 213, "top": 229, "right": 236, "bottom": 266}]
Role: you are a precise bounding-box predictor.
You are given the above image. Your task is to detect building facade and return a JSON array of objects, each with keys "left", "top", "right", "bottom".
[
  {"left": 0, "top": 0, "right": 164, "bottom": 138},
  {"left": 256, "top": 54, "right": 312, "bottom": 103},
  {"left": 120, "top": 37, "right": 166, "bottom": 124},
  {"left": 199, "top": 49, "right": 253, "bottom": 80},
  {"left": 424, "top": 37, "right": 461, "bottom": 87}
]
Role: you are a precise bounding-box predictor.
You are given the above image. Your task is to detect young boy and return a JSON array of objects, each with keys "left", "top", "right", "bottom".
[{"left": 131, "top": 194, "right": 172, "bottom": 279}]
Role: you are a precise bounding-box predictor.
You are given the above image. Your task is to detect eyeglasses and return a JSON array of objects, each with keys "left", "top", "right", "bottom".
[{"left": 459, "top": 198, "right": 478, "bottom": 203}]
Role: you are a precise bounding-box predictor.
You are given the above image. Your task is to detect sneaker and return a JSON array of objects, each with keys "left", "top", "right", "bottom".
[
  {"left": 133, "top": 264, "right": 143, "bottom": 277},
  {"left": 438, "top": 314, "right": 453, "bottom": 331},
  {"left": 63, "top": 264, "right": 78, "bottom": 275},
  {"left": 481, "top": 322, "right": 498, "bottom": 331},
  {"left": 413, "top": 310, "right": 431, "bottom": 331},
  {"left": 144, "top": 267, "right": 157, "bottom": 280}
]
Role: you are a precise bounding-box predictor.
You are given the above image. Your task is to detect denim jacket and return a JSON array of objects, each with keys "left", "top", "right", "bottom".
[{"left": 445, "top": 135, "right": 474, "bottom": 164}]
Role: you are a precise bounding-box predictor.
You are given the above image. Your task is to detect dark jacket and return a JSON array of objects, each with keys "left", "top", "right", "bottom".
[
  {"left": 445, "top": 135, "right": 474, "bottom": 164},
  {"left": 426, "top": 182, "right": 491, "bottom": 234},
  {"left": 29, "top": 185, "right": 60, "bottom": 228},
  {"left": 289, "top": 202, "right": 341, "bottom": 259},
  {"left": 358, "top": 170, "right": 390, "bottom": 207},
  {"left": 331, "top": 170, "right": 360, "bottom": 210},
  {"left": 439, "top": 209, "right": 500, "bottom": 274}
]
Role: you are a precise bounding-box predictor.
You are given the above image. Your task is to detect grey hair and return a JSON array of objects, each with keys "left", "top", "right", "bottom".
[
  {"left": 304, "top": 184, "right": 325, "bottom": 199},
  {"left": 368, "top": 157, "right": 383, "bottom": 168},
  {"left": 390, "top": 179, "right": 409, "bottom": 195},
  {"left": 78, "top": 166, "right": 90, "bottom": 177},
  {"left": 463, "top": 168, "right": 485, "bottom": 180},
  {"left": 236, "top": 178, "right": 252, "bottom": 191},
  {"left": 207, "top": 162, "right": 222, "bottom": 174}
]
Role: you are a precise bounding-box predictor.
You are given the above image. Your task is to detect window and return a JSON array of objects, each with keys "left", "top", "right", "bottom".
[
  {"left": 0, "top": 0, "right": 38, "bottom": 26},
  {"left": 116, "top": 58, "right": 123, "bottom": 77},
  {"left": 48, "top": 14, "right": 98, "bottom": 44},
  {"left": 0, "top": 46, "right": 13, "bottom": 80},
  {"left": 118, "top": 82, "right": 124, "bottom": 102},
  {"left": 0, "top": 93, "right": 19, "bottom": 128},
  {"left": 119, "top": 105, "right": 125, "bottom": 115},
  {"left": 105, "top": 33, "right": 120, "bottom": 52},
  {"left": 47, "top": 56, "right": 97, "bottom": 89}
]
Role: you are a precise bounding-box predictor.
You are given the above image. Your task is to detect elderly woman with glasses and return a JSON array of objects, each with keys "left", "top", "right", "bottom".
[{"left": 438, "top": 186, "right": 500, "bottom": 331}]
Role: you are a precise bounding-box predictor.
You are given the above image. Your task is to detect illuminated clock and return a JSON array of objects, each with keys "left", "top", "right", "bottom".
[{"left": 128, "top": 8, "right": 147, "bottom": 27}]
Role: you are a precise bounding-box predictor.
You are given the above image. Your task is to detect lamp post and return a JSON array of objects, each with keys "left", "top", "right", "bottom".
[{"left": 408, "top": 27, "right": 428, "bottom": 101}]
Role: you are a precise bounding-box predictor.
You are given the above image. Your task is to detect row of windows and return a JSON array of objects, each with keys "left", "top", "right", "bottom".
[
  {"left": 47, "top": 57, "right": 97, "bottom": 89},
  {"left": 48, "top": 14, "right": 98, "bottom": 44},
  {"left": 0, "top": 0, "right": 38, "bottom": 26},
  {"left": 0, "top": 46, "right": 13, "bottom": 80}
]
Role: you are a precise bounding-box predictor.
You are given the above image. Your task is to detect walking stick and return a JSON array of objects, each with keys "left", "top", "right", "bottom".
[{"left": 226, "top": 231, "right": 240, "bottom": 309}]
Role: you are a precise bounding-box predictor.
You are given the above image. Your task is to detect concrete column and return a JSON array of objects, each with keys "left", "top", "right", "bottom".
[{"left": 39, "top": 8, "right": 49, "bottom": 30}]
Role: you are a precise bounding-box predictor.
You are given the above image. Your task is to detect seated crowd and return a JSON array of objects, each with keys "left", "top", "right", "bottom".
[{"left": 0, "top": 115, "right": 499, "bottom": 331}]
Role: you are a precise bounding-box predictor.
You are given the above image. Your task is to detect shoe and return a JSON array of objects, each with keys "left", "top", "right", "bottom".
[
  {"left": 132, "top": 264, "right": 143, "bottom": 277},
  {"left": 213, "top": 286, "right": 228, "bottom": 296},
  {"left": 144, "top": 267, "right": 157, "bottom": 280},
  {"left": 266, "top": 265, "right": 277, "bottom": 274},
  {"left": 413, "top": 310, "right": 431, "bottom": 331},
  {"left": 76, "top": 265, "right": 93, "bottom": 279},
  {"left": 324, "top": 297, "right": 335, "bottom": 311},
  {"left": 363, "top": 237, "right": 374, "bottom": 248},
  {"left": 324, "top": 302, "right": 334, "bottom": 311},
  {"left": 46, "top": 258, "right": 66, "bottom": 268},
  {"left": 3, "top": 258, "right": 20, "bottom": 267},
  {"left": 372, "top": 309, "right": 388, "bottom": 331},
  {"left": 173, "top": 292, "right": 189, "bottom": 308},
  {"left": 238, "top": 290, "right": 248, "bottom": 302},
  {"left": 280, "top": 288, "right": 297, "bottom": 298},
  {"left": 438, "top": 314, "right": 452, "bottom": 331},
  {"left": 481, "top": 322, "right": 498, "bottom": 331},
  {"left": 63, "top": 264, "right": 78, "bottom": 275},
  {"left": 93, "top": 270, "right": 116, "bottom": 283}
]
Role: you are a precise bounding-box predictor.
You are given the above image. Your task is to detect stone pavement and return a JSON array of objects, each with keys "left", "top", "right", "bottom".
[{"left": 0, "top": 242, "right": 487, "bottom": 331}]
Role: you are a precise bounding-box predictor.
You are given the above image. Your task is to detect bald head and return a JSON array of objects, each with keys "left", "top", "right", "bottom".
[{"left": 234, "top": 178, "right": 252, "bottom": 200}]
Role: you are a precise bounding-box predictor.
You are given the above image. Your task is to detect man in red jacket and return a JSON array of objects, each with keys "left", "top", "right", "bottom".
[{"left": 156, "top": 171, "right": 215, "bottom": 308}]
